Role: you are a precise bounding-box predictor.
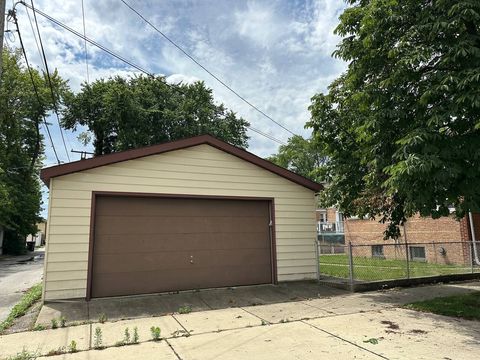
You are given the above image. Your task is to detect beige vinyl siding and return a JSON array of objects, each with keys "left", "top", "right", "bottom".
[{"left": 44, "top": 144, "right": 317, "bottom": 300}]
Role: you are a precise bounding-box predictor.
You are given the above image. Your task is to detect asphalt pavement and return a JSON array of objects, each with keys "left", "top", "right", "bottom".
[{"left": 0, "top": 248, "right": 44, "bottom": 323}]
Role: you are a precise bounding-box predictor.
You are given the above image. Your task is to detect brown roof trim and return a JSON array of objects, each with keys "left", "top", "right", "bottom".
[{"left": 40, "top": 134, "right": 323, "bottom": 191}]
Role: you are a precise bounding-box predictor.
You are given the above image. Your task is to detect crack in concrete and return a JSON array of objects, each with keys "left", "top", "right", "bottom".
[
  {"left": 165, "top": 338, "right": 183, "bottom": 360},
  {"left": 301, "top": 320, "right": 390, "bottom": 360}
]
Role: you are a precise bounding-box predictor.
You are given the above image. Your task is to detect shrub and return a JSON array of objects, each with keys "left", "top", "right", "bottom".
[{"left": 51, "top": 319, "right": 58, "bottom": 329}]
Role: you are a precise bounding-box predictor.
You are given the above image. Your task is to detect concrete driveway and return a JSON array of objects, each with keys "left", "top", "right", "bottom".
[
  {"left": 0, "top": 249, "right": 44, "bottom": 323},
  {"left": 0, "top": 281, "right": 479, "bottom": 359}
]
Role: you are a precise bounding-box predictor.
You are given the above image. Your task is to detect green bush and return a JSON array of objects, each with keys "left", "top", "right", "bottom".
[{"left": 2, "top": 230, "right": 27, "bottom": 255}]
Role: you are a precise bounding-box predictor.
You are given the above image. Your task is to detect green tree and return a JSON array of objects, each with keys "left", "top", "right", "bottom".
[
  {"left": 267, "top": 135, "right": 326, "bottom": 181},
  {"left": 62, "top": 76, "right": 249, "bottom": 155},
  {"left": 307, "top": 0, "right": 480, "bottom": 238},
  {"left": 0, "top": 48, "right": 67, "bottom": 253}
]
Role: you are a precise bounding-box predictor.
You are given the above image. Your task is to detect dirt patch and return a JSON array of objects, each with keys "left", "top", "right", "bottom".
[
  {"left": 380, "top": 320, "right": 400, "bottom": 330},
  {"left": 409, "top": 329, "right": 428, "bottom": 335}
]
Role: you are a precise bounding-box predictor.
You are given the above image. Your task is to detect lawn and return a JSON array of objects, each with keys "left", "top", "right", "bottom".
[
  {"left": 405, "top": 292, "right": 480, "bottom": 320},
  {"left": 319, "top": 254, "right": 477, "bottom": 281}
]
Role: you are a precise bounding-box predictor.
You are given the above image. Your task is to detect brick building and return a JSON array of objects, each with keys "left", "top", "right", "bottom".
[{"left": 317, "top": 208, "right": 480, "bottom": 266}]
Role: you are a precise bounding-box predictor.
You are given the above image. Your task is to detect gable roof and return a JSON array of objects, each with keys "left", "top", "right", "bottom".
[{"left": 40, "top": 134, "right": 323, "bottom": 191}]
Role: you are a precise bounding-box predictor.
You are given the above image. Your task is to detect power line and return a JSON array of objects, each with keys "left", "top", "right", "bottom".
[
  {"left": 10, "top": 9, "right": 60, "bottom": 164},
  {"left": 25, "top": 5, "right": 44, "bottom": 69},
  {"left": 119, "top": 0, "right": 297, "bottom": 138},
  {"left": 80, "top": 0, "right": 89, "bottom": 83},
  {"left": 16, "top": 1, "right": 287, "bottom": 146},
  {"left": 30, "top": 0, "right": 70, "bottom": 162}
]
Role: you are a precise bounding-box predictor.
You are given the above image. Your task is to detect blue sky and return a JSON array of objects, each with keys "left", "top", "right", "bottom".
[{"left": 10, "top": 0, "right": 348, "bottom": 216}]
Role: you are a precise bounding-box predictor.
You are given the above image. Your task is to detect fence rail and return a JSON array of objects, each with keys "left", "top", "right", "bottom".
[{"left": 317, "top": 240, "right": 480, "bottom": 288}]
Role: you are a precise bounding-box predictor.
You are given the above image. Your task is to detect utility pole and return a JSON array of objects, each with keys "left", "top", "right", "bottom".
[{"left": 0, "top": 0, "right": 6, "bottom": 79}]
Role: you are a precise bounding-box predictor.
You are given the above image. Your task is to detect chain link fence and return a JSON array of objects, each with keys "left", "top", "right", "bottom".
[{"left": 318, "top": 241, "right": 480, "bottom": 287}]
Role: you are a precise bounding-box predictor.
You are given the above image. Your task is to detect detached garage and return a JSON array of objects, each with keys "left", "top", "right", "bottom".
[{"left": 40, "top": 135, "right": 322, "bottom": 301}]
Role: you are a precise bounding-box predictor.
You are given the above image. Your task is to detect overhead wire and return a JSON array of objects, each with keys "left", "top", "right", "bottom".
[
  {"left": 30, "top": 0, "right": 70, "bottom": 162},
  {"left": 16, "top": 1, "right": 286, "bottom": 146},
  {"left": 10, "top": 9, "right": 61, "bottom": 164},
  {"left": 119, "top": 0, "right": 297, "bottom": 138}
]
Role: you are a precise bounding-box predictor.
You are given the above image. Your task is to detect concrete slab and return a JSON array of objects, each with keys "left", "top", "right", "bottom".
[
  {"left": 37, "top": 341, "right": 177, "bottom": 360},
  {"left": 88, "top": 292, "right": 208, "bottom": 323},
  {"left": 197, "top": 285, "right": 289, "bottom": 309},
  {"left": 243, "top": 301, "right": 332, "bottom": 323},
  {"left": 169, "top": 320, "right": 383, "bottom": 359},
  {"left": 302, "top": 293, "right": 388, "bottom": 315},
  {"left": 0, "top": 325, "right": 90, "bottom": 358},
  {"left": 173, "top": 307, "right": 262, "bottom": 335},
  {"left": 94, "top": 315, "right": 183, "bottom": 347},
  {"left": 36, "top": 301, "right": 89, "bottom": 327},
  {"left": 305, "top": 308, "right": 480, "bottom": 359}
]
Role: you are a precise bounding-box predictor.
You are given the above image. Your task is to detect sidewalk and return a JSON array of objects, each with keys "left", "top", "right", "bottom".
[{"left": 0, "top": 281, "right": 479, "bottom": 359}]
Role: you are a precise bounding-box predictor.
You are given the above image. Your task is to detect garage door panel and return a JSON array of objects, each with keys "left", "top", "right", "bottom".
[
  {"left": 92, "top": 262, "right": 272, "bottom": 298},
  {"left": 93, "top": 248, "right": 272, "bottom": 274},
  {"left": 93, "top": 232, "right": 270, "bottom": 254},
  {"left": 95, "top": 197, "right": 269, "bottom": 217},
  {"left": 94, "top": 215, "right": 268, "bottom": 235},
  {"left": 91, "top": 196, "right": 273, "bottom": 298}
]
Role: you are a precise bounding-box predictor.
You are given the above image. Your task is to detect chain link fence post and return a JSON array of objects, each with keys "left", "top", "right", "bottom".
[
  {"left": 405, "top": 241, "right": 410, "bottom": 279},
  {"left": 471, "top": 241, "right": 474, "bottom": 274},
  {"left": 315, "top": 238, "right": 320, "bottom": 281},
  {"left": 348, "top": 241, "right": 354, "bottom": 291}
]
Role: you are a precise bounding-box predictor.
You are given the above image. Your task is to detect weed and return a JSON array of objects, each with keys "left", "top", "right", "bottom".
[
  {"left": 98, "top": 313, "right": 108, "bottom": 324},
  {"left": 124, "top": 327, "right": 131, "bottom": 344},
  {"left": 133, "top": 327, "right": 139, "bottom": 344},
  {"left": 261, "top": 320, "right": 268, "bottom": 326},
  {"left": 32, "top": 324, "right": 46, "bottom": 331},
  {"left": 0, "top": 283, "right": 42, "bottom": 333},
  {"left": 46, "top": 347, "right": 65, "bottom": 356},
  {"left": 50, "top": 318, "right": 58, "bottom": 329},
  {"left": 68, "top": 340, "right": 77, "bottom": 353},
  {"left": 150, "top": 326, "right": 161, "bottom": 341},
  {"left": 114, "top": 340, "right": 126, "bottom": 347},
  {"left": 7, "top": 349, "right": 37, "bottom": 360},
  {"left": 178, "top": 305, "right": 192, "bottom": 314},
  {"left": 363, "top": 338, "right": 379, "bottom": 345},
  {"left": 94, "top": 327, "right": 103, "bottom": 349},
  {"left": 60, "top": 316, "right": 67, "bottom": 328}
]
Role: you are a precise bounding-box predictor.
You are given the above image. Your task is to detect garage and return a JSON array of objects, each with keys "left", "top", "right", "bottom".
[
  {"left": 41, "top": 135, "right": 322, "bottom": 301},
  {"left": 91, "top": 195, "right": 273, "bottom": 298}
]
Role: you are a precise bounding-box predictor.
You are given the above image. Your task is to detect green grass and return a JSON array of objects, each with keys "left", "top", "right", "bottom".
[
  {"left": 0, "top": 283, "right": 42, "bottom": 333},
  {"left": 319, "top": 254, "right": 476, "bottom": 281},
  {"left": 404, "top": 292, "right": 480, "bottom": 320}
]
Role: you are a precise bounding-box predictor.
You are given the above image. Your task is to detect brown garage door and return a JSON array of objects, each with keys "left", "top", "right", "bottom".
[{"left": 90, "top": 195, "right": 273, "bottom": 298}]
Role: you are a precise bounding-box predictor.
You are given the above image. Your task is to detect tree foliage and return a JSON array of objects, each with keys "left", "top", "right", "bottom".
[
  {"left": 307, "top": 0, "right": 480, "bottom": 238},
  {"left": 62, "top": 76, "right": 250, "bottom": 155},
  {"left": 0, "top": 49, "right": 67, "bottom": 253},
  {"left": 267, "top": 135, "right": 326, "bottom": 181}
]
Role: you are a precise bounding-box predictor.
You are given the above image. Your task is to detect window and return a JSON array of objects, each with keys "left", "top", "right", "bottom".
[
  {"left": 372, "top": 245, "right": 384, "bottom": 258},
  {"left": 316, "top": 210, "right": 327, "bottom": 223},
  {"left": 409, "top": 246, "right": 426, "bottom": 261}
]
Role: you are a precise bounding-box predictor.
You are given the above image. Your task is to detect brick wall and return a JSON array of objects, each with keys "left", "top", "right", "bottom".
[{"left": 344, "top": 214, "right": 470, "bottom": 265}]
